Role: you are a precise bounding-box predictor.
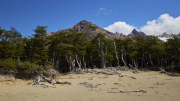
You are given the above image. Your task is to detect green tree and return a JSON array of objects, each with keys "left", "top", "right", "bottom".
[{"left": 31, "top": 26, "right": 49, "bottom": 67}]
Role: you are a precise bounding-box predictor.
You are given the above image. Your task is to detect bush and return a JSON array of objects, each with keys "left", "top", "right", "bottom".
[
  {"left": 0, "top": 58, "right": 54, "bottom": 71},
  {"left": 0, "top": 58, "right": 16, "bottom": 70},
  {"left": 45, "top": 65, "right": 55, "bottom": 70}
]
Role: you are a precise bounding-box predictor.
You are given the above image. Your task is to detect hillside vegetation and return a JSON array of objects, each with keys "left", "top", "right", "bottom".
[{"left": 0, "top": 25, "right": 180, "bottom": 73}]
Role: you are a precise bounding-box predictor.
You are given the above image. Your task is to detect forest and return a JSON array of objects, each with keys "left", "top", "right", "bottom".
[{"left": 0, "top": 25, "right": 180, "bottom": 73}]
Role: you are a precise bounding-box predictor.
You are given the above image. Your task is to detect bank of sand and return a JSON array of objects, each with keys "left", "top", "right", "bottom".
[{"left": 0, "top": 71, "right": 180, "bottom": 101}]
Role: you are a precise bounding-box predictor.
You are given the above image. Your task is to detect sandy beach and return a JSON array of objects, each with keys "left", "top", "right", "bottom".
[{"left": 0, "top": 70, "right": 180, "bottom": 101}]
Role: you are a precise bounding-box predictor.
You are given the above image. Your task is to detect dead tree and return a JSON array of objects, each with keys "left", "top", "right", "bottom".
[
  {"left": 97, "top": 38, "right": 105, "bottom": 68},
  {"left": 114, "top": 41, "right": 119, "bottom": 66},
  {"left": 71, "top": 60, "right": 76, "bottom": 72},
  {"left": 120, "top": 49, "right": 128, "bottom": 68},
  {"left": 75, "top": 55, "right": 82, "bottom": 69},
  {"left": 149, "top": 55, "right": 155, "bottom": 67},
  {"left": 129, "top": 59, "right": 139, "bottom": 73},
  {"left": 66, "top": 55, "right": 75, "bottom": 71},
  {"left": 82, "top": 54, "right": 86, "bottom": 69}
]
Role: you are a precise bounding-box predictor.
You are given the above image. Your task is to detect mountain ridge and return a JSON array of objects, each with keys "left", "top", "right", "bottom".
[
  {"left": 48, "top": 20, "right": 124, "bottom": 40},
  {"left": 47, "top": 20, "right": 179, "bottom": 40}
]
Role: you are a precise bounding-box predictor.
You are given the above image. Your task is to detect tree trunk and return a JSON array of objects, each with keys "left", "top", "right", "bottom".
[
  {"left": 75, "top": 55, "right": 81, "bottom": 69},
  {"left": 144, "top": 52, "right": 148, "bottom": 66},
  {"left": 114, "top": 41, "right": 119, "bottom": 66},
  {"left": 170, "top": 61, "right": 174, "bottom": 71},
  {"left": 90, "top": 55, "right": 93, "bottom": 68},
  {"left": 82, "top": 54, "right": 86, "bottom": 69},
  {"left": 120, "top": 50, "right": 127, "bottom": 68},
  {"left": 56, "top": 59, "right": 59, "bottom": 69},
  {"left": 141, "top": 50, "right": 144, "bottom": 68},
  {"left": 71, "top": 60, "right": 76, "bottom": 71},
  {"left": 97, "top": 38, "right": 105, "bottom": 68},
  {"left": 149, "top": 56, "right": 154, "bottom": 67},
  {"left": 52, "top": 52, "right": 55, "bottom": 66}
]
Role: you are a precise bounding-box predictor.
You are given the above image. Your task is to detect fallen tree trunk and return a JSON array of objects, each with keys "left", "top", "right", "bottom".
[
  {"left": 129, "top": 60, "right": 139, "bottom": 73},
  {"left": 42, "top": 76, "right": 54, "bottom": 84},
  {"left": 55, "top": 80, "right": 72, "bottom": 84},
  {"left": 160, "top": 67, "right": 170, "bottom": 75},
  {"left": 28, "top": 75, "right": 72, "bottom": 88}
]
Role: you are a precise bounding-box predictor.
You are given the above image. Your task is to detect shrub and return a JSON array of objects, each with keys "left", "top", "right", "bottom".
[
  {"left": 45, "top": 65, "right": 55, "bottom": 70},
  {"left": 0, "top": 58, "right": 16, "bottom": 70},
  {"left": 0, "top": 58, "right": 54, "bottom": 71}
]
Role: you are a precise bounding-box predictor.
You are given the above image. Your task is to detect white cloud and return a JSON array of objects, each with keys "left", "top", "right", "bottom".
[
  {"left": 94, "top": 8, "right": 110, "bottom": 16},
  {"left": 104, "top": 21, "right": 136, "bottom": 35},
  {"left": 99, "top": 8, "right": 107, "bottom": 11},
  {"left": 140, "top": 14, "right": 180, "bottom": 35},
  {"left": 104, "top": 14, "right": 180, "bottom": 35}
]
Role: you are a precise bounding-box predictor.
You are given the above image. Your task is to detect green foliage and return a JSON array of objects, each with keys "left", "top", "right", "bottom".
[
  {"left": 0, "top": 58, "right": 16, "bottom": 70},
  {"left": 88, "top": 25, "right": 98, "bottom": 30},
  {"left": 0, "top": 58, "right": 53, "bottom": 71},
  {"left": 44, "top": 65, "right": 55, "bottom": 70},
  {"left": 1, "top": 26, "right": 180, "bottom": 71}
]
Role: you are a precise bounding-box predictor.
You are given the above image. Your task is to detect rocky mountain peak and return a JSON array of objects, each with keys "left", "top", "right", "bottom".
[
  {"left": 75, "top": 20, "right": 95, "bottom": 26},
  {"left": 127, "top": 29, "right": 146, "bottom": 38},
  {"left": 132, "top": 29, "right": 139, "bottom": 35},
  {"left": 159, "top": 32, "right": 170, "bottom": 38},
  {"left": 54, "top": 20, "right": 124, "bottom": 40}
]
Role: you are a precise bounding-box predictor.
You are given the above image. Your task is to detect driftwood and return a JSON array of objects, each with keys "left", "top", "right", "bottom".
[
  {"left": 149, "top": 87, "right": 158, "bottom": 89},
  {"left": 28, "top": 75, "right": 72, "bottom": 88},
  {"left": 129, "top": 64, "right": 139, "bottom": 73},
  {"left": 153, "top": 82, "right": 166, "bottom": 85},
  {"left": 55, "top": 80, "right": 72, "bottom": 84},
  {"left": 108, "top": 90, "right": 147, "bottom": 93},
  {"left": 74, "top": 68, "right": 121, "bottom": 75},
  {"left": 129, "top": 76, "right": 136, "bottom": 79},
  {"left": 79, "top": 82, "right": 105, "bottom": 88},
  {"left": 159, "top": 67, "right": 170, "bottom": 75},
  {"left": 73, "top": 66, "right": 139, "bottom": 76},
  {"left": 115, "top": 66, "right": 129, "bottom": 71},
  {"left": 42, "top": 76, "right": 54, "bottom": 84},
  {"left": 89, "top": 68, "right": 120, "bottom": 75},
  {"left": 43, "top": 69, "right": 61, "bottom": 79}
]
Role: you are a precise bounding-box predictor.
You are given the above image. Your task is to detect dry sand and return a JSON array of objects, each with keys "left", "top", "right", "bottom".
[{"left": 0, "top": 71, "right": 180, "bottom": 101}]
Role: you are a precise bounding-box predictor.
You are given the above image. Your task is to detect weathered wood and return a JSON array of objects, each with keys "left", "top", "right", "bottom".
[
  {"left": 160, "top": 67, "right": 170, "bottom": 75},
  {"left": 129, "top": 64, "right": 139, "bottom": 73},
  {"left": 113, "top": 41, "right": 119, "bottom": 66},
  {"left": 79, "top": 82, "right": 105, "bottom": 88},
  {"left": 108, "top": 90, "right": 147, "bottom": 93},
  {"left": 42, "top": 76, "right": 53, "bottom": 83},
  {"left": 55, "top": 80, "right": 72, "bottom": 84},
  {"left": 28, "top": 75, "right": 71, "bottom": 88}
]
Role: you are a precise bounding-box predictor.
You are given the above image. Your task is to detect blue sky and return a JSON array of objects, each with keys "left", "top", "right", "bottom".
[{"left": 0, "top": 0, "right": 180, "bottom": 37}]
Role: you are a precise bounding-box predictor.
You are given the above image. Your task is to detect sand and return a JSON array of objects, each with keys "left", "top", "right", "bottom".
[{"left": 0, "top": 71, "right": 180, "bottom": 101}]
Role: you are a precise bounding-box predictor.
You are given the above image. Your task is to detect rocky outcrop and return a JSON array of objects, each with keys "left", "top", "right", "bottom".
[
  {"left": 126, "top": 34, "right": 135, "bottom": 38},
  {"left": 75, "top": 20, "right": 124, "bottom": 39},
  {"left": 159, "top": 32, "right": 170, "bottom": 38},
  {"left": 131, "top": 29, "right": 146, "bottom": 37},
  {"left": 177, "top": 32, "right": 180, "bottom": 37},
  {"left": 118, "top": 32, "right": 126, "bottom": 37},
  {"left": 126, "top": 29, "right": 146, "bottom": 38},
  {"left": 51, "top": 20, "right": 124, "bottom": 40}
]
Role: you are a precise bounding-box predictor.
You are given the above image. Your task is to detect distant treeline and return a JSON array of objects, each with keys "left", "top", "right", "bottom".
[{"left": 0, "top": 26, "right": 180, "bottom": 72}]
